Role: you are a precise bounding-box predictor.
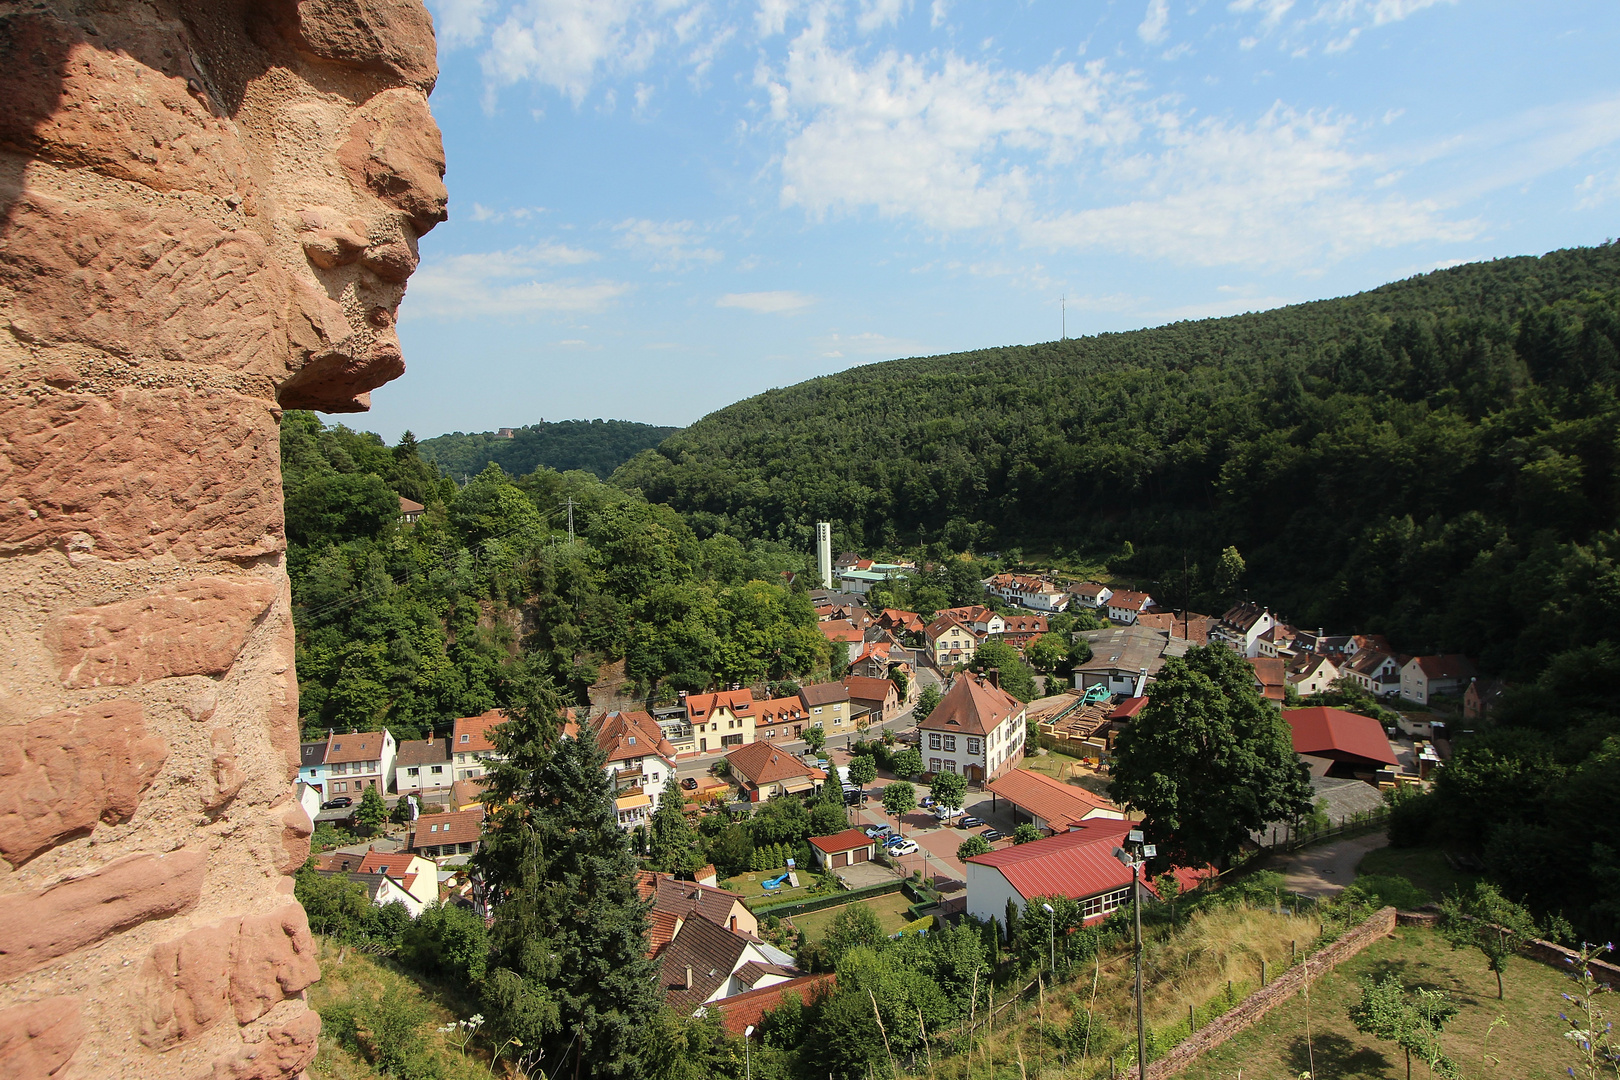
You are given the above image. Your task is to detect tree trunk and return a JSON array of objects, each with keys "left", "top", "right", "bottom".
[{"left": 1496, "top": 966, "right": 1504, "bottom": 999}]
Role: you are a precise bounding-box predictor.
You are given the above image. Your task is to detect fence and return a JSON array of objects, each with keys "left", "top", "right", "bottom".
[{"left": 1255, "top": 806, "right": 1390, "bottom": 854}]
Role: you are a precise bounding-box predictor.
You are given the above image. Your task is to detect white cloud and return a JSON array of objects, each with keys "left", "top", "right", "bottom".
[
  {"left": 1230, "top": 0, "right": 1456, "bottom": 53},
  {"left": 613, "top": 219, "right": 724, "bottom": 268},
  {"left": 857, "top": 0, "right": 910, "bottom": 34},
  {"left": 1228, "top": 0, "right": 1295, "bottom": 28},
  {"left": 1138, "top": 0, "right": 1170, "bottom": 45},
  {"left": 428, "top": 0, "right": 496, "bottom": 48},
  {"left": 762, "top": 27, "right": 1139, "bottom": 231},
  {"left": 756, "top": 0, "right": 799, "bottom": 38},
  {"left": 404, "top": 245, "right": 627, "bottom": 319},
  {"left": 819, "top": 330, "right": 924, "bottom": 356},
  {"left": 480, "top": 0, "right": 701, "bottom": 104},
  {"left": 1027, "top": 105, "right": 1477, "bottom": 267},
  {"left": 717, "top": 290, "right": 816, "bottom": 313},
  {"left": 1577, "top": 170, "right": 1620, "bottom": 211},
  {"left": 930, "top": 0, "right": 949, "bottom": 29}
]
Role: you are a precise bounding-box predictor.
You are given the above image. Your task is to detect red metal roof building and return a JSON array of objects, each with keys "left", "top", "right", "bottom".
[
  {"left": 985, "top": 768, "right": 1124, "bottom": 831},
  {"left": 1283, "top": 706, "right": 1399, "bottom": 778},
  {"left": 964, "top": 819, "right": 1139, "bottom": 926}
]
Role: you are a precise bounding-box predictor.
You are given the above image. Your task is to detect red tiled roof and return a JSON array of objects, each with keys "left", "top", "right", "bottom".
[
  {"left": 1248, "top": 656, "right": 1287, "bottom": 701},
  {"left": 725, "top": 742, "right": 817, "bottom": 787},
  {"left": 595, "top": 709, "right": 679, "bottom": 765},
  {"left": 926, "top": 614, "right": 972, "bottom": 642},
  {"left": 918, "top": 673, "right": 1023, "bottom": 736},
  {"left": 1000, "top": 615, "right": 1049, "bottom": 635},
  {"left": 399, "top": 496, "right": 425, "bottom": 513},
  {"left": 1108, "top": 696, "right": 1149, "bottom": 720},
  {"left": 356, "top": 850, "right": 424, "bottom": 878},
  {"left": 452, "top": 709, "right": 504, "bottom": 754},
  {"left": 799, "top": 682, "right": 849, "bottom": 706},
  {"left": 985, "top": 769, "right": 1119, "bottom": 830},
  {"left": 1283, "top": 707, "right": 1399, "bottom": 767},
  {"left": 818, "top": 620, "right": 865, "bottom": 643},
  {"left": 713, "top": 974, "right": 837, "bottom": 1036},
  {"left": 842, "top": 675, "right": 897, "bottom": 706},
  {"left": 966, "top": 820, "right": 1138, "bottom": 905},
  {"left": 1107, "top": 590, "right": 1152, "bottom": 610},
  {"left": 324, "top": 731, "right": 389, "bottom": 766},
  {"left": 756, "top": 696, "right": 809, "bottom": 724},
  {"left": 1412, "top": 654, "right": 1476, "bottom": 681},
  {"left": 687, "top": 689, "right": 755, "bottom": 719},
  {"left": 809, "top": 829, "right": 875, "bottom": 854},
  {"left": 411, "top": 806, "right": 485, "bottom": 849}
]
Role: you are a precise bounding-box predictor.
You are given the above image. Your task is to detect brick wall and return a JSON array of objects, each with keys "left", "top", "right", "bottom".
[{"left": 1137, "top": 906, "right": 1399, "bottom": 1080}]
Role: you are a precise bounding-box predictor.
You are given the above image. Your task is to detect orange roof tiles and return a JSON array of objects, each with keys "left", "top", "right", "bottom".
[
  {"left": 686, "top": 688, "right": 755, "bottom": 719},
  {"left": 985, "top": 769, "right": 1119, "bottom": 830},
  {"left": 324, "top": 731, "right": 389, "bottom": 766},
  {"left": 918, "top": 673, "right": 1023, "bottom": 736},
  {"left": 452, "top": 709, "right": 504, "bottom": 754},
  {"left": 1283, "top": 707, "right": 1399, "bottom": 768},
  {"left": 595, "top": 709, "right": 678, "bottom": 764},
  {"left": 809, "top": 829, "right": 876, "bottom": 854},
  {"left": 725, "top": 742, "right": 817, "bottom": 787}
]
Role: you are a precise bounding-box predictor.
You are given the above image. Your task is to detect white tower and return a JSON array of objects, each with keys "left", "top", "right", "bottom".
[{"left": 816, "top": 522, "right": 833, "bottom": 590}]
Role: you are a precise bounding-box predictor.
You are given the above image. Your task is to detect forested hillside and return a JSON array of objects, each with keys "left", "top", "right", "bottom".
[
  {"left": 615, "top": 243, "right": 1620, "bottom": 680},
  {"left": 280, "top": 412, "right": 821, "bottom": 739},
  {"left": 419, "top": 418, "right": 678, "bottom": 480}
]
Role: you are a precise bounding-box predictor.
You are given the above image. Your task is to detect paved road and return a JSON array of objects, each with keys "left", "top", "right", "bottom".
[{"left": 1276, "top": 831, "right": 1390, "bottom": 898}]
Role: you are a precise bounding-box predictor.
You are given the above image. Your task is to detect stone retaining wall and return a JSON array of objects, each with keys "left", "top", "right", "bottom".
[{"left": 1139, "top": 907, "right": 1399, "bottom": 1079}]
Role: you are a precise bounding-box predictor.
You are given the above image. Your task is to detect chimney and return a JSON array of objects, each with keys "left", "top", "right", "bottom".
[
  {"left": 426, "top": 729, "right": 433, "bottom": 745},
  {"left": 685, "top": 965, "right": 694, "bottom": 991},
  {"left": 730, "top": 915, "right": 737, "bottom": 931},
  {"left": 987, "top": 668, "right": 1000, "bottom": 690}
]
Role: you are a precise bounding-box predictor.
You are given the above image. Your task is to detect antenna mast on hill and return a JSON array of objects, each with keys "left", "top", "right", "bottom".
[{"left": 1061, "top": 294, "right": 1067, "bottom": 340}]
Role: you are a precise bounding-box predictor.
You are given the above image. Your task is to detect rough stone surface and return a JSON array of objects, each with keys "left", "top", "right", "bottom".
[
  {"left": 0, "top": 701, "right": 168, "bottom": 867},
  {"left": 0, "top": 1, "right": 442, "bottom": 1075},
  {"left": 0, "top": 850, "right": 207, "bottom": 981},
  {"left": 0, "top": 996, "right": 85, "bottom": 1079},
  {"left": 50, "top": 578, "right": 277, "bottom": 688},
  {"left": 141, "top": 905, "right": 319, "bottom": 1049}
]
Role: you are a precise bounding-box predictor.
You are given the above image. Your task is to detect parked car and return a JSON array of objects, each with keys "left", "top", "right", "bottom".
[
  {"left": 320, "top": 797, "right": 352, "bottom": 810},
  {"left": 959, "top": 815, "right": 984, "bottom": 828},
  {"left": 864, "top": 824, "right": 893, "bottom": 839},
  {"left": 932, "top": 806, "right": 963, "bottom": 821},
  {"left": 919, "top": 795, "right": 936, "bottom": 808},
  {"left": 981, "top": 828, "right": 1004, "bottom": 842},
  {"left": 843, "top": 789, "right": 869, "bottom": 806},
  {"left": 887, "top": 839, "right": 920, "bottom": 856},
  {"left": 680, "top": 777, "right": 699, "bottom": 790}
]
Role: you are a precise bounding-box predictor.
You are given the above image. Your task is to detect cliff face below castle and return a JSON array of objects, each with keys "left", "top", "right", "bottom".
[{"left": 0, "top": 2, "right": 444, "bottom": 1076}]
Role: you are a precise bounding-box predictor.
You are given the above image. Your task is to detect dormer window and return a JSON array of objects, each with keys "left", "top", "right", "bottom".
[
  {"left": 628, "top": 736, "right": 637, "bottom": 746},
  {"left": 460, "top": 734, "right": 469, "bottom": 743}
]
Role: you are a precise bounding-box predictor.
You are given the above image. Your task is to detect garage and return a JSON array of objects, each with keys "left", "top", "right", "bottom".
[{"left": 809, "top": 829, "right": 879, "bottom": 870}]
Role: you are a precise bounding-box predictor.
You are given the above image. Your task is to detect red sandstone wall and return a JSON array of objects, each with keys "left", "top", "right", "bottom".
[{"left": 0, "top": 3, "right": 443, "bottom": 1076}]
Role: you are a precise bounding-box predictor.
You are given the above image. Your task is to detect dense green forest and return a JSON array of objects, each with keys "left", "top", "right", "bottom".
[
  {"left": 615, "top": 243, "right": 1620, "bottom": 680},
  {"left": 280, "top": 412, "right": 821, "bottom": 739},
  {"left": 418, "top": 418, "right": 678, "bottom": 481}
]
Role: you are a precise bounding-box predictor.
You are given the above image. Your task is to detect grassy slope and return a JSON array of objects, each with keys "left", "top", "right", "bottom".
[
  {"left": 791, "top": 891, "right": 915, "bottom": 941},
  {"left": 1176, "top": 927, "right": 1572, "bottom": 1080}
]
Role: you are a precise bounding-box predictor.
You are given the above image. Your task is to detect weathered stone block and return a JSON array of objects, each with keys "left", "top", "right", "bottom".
[
  {"left": 0, "top": 996, "right": 84, "bottom": 1080},
  {"left": 0, "top": 701, "right": 167, "bottom": 868},
  {"left": 50, "top": 577, "right": 277, "bottom": 688}
]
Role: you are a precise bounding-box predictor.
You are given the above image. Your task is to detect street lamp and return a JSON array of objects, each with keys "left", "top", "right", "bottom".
[
  {"left": 1114, "top": 830, "right": 1155, "bottom": 1079},
  {"left": 1041, "top": 902, "right": 1056, "bottom": 975},
  {"left": 744, "top": 1025, "right": 754, "bottom": 1080}
]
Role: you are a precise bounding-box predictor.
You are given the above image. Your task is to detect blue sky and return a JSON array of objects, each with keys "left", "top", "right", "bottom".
[{"left": 372, "top": 0, "right": 1620, "bottom": 440}]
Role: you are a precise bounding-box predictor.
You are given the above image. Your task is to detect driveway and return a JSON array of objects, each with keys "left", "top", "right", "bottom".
[{"left": 1277, "top": 831, "right": 1390, "bottom": 898}]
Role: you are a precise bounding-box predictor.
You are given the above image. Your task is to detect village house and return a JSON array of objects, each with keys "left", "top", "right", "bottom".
[
  {"left": 688, "top": 688, "right": 757, "bottom": 753},
  {"left": 1135, "top": 610, "right": 1218, "bottom": 646},
  {"left": 818, "top": 619, "right": 867, "bottom": 663},
  {"left": 1067, "top": 582, "right": 1114, "bottom": 610},
  {"left": 1210, "top": 602, "right": 1275, "bottom": 658},
  {"left": 842, "top": 674, "right": 901, "bottom": 725},
  {"left": 848, "top": 639, "right": 896, "bottom": 679},
  {"left": 409, "top": 806, "right": 485, "bottom": 859},
  {"left": 1463, "top": 677, "right": 1508, "bottom": 720},
  {"left": 393, "top": 733, "right": 452, "bottom": 805},
  {"left": 307, "top": 729, "right": 397, "bottom": 799},
  {"left": 755, "top": 695, "right": 812, "bottom": 742},
  {"left": 639, "top": 871, "right": 758, "bottom": 945},
  {"left": 916, "top": 671, "right": 1027, "bottom": 784},
  {"left": 1072, "top": 624, "right": 1190, "bottom": 697},
  {"left": 318, "top": 868, "right": 432, "bottom": 917},
  {"left": 1400, "top": 654, "right": 1478, "bottom": 705},
  {"left": 398, "top": 495, "right": 425, "bottom": 524},
  {"left": 926, "top": 613, "right": 978, "bottom": 667},
  {"left": 450, "top": 709, "right": 504, "bottom": 782},
  {"left": 1283, "top": 706, "right": 1400, "bottom": 780},
  {"left": 724, "top": 742, "right": 826, "bottom": 802},
  {"left": 1105, "top": 590, "right": 1155, "bottom": 625},
  {"left": 1287, "top": 653, "right": 1340, "bottom": 697},
  {"left": 998, "top": 613, "right": 1050, "bottom": 653},
  {"left": 936, "top": 605, "right": 1006, "bottom": 637},
  {"left": 986, "top": 572, "right": 1068, "bottom": 612},
  {"left": 877, "top": 608, "right": 926, "bottom": 637},
  {"left": 354, "top": 850, "right": 440, "bottom": 910},
  {"left": 984, "top": 768, "right": 1124, "bottom": 831},
  {"left": 1248, "top": 656, "right": 1287, "bottom": 705},
  {"left": 658, "top": 915, "right": 802, "bottom": 1017},
  {"left": 964, "top": 819, "right": 1151, "bottom": 928},
  {"left": 799, "top": 681, "right": 855, "bottom": 737},
  {"left": 1342, "top": 645, "right": 1403, "bottom": 698},
  {"left": 596, "top": 710, "right": 679, "bottom": 829}
]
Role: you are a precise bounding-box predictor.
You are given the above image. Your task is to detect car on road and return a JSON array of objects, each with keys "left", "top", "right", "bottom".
[
  {"left": 959, "top": 815, "right": 984, "bottom": 828},
  {"left": 864, "top": 824, "right": 893, "bottom": 839},
  {"left": 320, "top": 797, "right": 352, "bottom": 810},
  {"left": 981, "top": 828, "right": 1004, "bottom": 842},
  {"left": 680, "top": 777, "right": 699, "bottom": 790},
  {"left": 932, "top": 806, "right": 963, "bottom": 822},
  {"left": 886, "top": 839, "right": 920, "bottom": 856},
  {"left": 843, "top": 788, "right": 868, "bottom": 806},
  {"left": 919, "top": 795, "right": 936, "bottom": 808}
]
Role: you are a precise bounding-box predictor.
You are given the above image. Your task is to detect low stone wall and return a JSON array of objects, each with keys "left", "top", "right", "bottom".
[
  {"left": 1525, "top": 938, "right": 1620, "bottom": 989},
  {"left": 1142, "top": 907, "right": 1399, "bottom": 1079}
]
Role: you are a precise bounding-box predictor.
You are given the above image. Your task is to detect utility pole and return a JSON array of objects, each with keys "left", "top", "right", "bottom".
[
  {"left": 1115, "top": 830, "right": 1156, "bottom": 1078},
  {"left": 566, "top": 496, "right": 575, "bottom": 544}
]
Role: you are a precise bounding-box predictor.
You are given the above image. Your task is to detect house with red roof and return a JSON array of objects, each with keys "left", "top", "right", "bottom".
[
  {"left": 1287, "top": 653, "right": 1340, "bottom": 698},
  {"left": 878, "top": 608, "right": 926, "bottom": 636},
  {"left": 688, "top": 688, "right": 758, "bottom": 753},
  {"left": 755, "top": 695, "right": 811, "bottom": 743},
  {"left": 808, "top": 829, "right": 879, "bottom": 870},
  {"left": 451, "top": 709, "right": 505, "bottom": 782},
  {"left": 917, "top": 672, "right": 1028, "bottom": 784},
  {"left": 355, "top": 849, "right": 440, "bottom": 909},
  {"left": 409, "top": 806, "right": 485, "bottom": 859},
  {"left": 842, "top": 674, "right": 901, "bottom": 724},
  {"left": 1211, "top": 602, "right": 1275, "bottom": 657},
  {"left": 964, "top": 818, "right": 1142, "bottom": 927},
  {"left": 1283, "top": 706, "right": 1399, "bottom": 779},
  {"left": 1248, "top": 656, "right": 1287, "bottom": 706},
  {"left": 311, "top": 729, "right": 397, "bottom": 800},
  {"left": 725, "top": 742, "right": 825, "bottom": 802},
  {"left": 595, "top": 710, "right": 680, "bottom": 829},
  {"left": 998, "top": 614, "right": 1050, "bottom": 652},
  {"left": 713, "top": 974, "right": 837, "bottom": 1036},
  {"left": 985, "top": 768, "right": 1124, "bottom": 832},
  {"left": 1068, "top": 582, "right": 1113, "bottom": 610},
  {"left": 1400, "top": 654, "right": 1477, "bottom": 706},
  {"left": 926, "top": 614, "right": 978, "bottom": 667},
  {"left": 1105, "top": 590, "right": 1155, "bottom": 625},
  {"left": 818, "top": 619, "right": 867, "bottom": 663}
]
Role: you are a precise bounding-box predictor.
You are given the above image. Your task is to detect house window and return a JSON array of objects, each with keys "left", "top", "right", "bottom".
[
  {"left": 967, "top": 738, "right": 980, "bottom": 754},
  {"left": 430, "top": 765, "right": 443, "bottom": 775},
  {"left": 928, "top": 733, "right": 941, "bottom": 750},
  {"left": 930, "top": 757, "right": 942, "bottom": 772},
  {"left": 460, "top": 734, "right": 469, "bottom": 743},
  {"left": 944, "top": 759, "right": 957, "bottom": 773},
  {"left": 812, "top": 720, "right": 823, "bottom": 729},
  {"left": 408, "top": 767, "right": 419, "bottom": 777},
  {"left": 942, "top": 735, "right": 956, "bottom": 752},
  {"left": 334, "top": 781, "right": 346, "bottom": 793}
]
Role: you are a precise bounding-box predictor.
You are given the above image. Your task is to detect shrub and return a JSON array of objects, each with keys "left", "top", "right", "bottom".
[
  {"left": 1387, "top": 788, "right": 1438, "bottom": 847},
  {"left": 1342, "top": 874, "right": 1431, "bottom": 911}
]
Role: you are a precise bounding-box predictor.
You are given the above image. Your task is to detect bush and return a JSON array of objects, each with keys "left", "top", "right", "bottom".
[
  {"left": 1342, "top": 874, "right": 1431, "bottom": 911},
  {"left": 398, "top": 902, "right": 489, "bottom": 984},
  {"left": 1387, "top": 789, "right": 1439, "bottom": 847}
]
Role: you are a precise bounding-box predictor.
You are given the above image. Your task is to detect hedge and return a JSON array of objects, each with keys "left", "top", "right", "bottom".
[{"left": 752, "top": 880, "right": 903, "bottom": 919}]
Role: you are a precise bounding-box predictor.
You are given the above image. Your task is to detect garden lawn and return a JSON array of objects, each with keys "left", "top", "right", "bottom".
[
  {"left": 790, "top": 892, "right": 914, "bottom": 942},
  {"left": 1177, "top": 926, "right": 1575, "bottom": 1080},
  {"left": 1357, "top": 844, "right": 1481, "bottom": 901}
]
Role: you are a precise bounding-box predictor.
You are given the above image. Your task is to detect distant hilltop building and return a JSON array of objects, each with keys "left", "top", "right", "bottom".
[{"left": 496, "top": 427, "right": 516, "bottom": 438}]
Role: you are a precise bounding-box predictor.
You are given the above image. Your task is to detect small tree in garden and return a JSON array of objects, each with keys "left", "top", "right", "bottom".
[
  {"left": 847, "top": 755, "right": 877, "bottom": 799},
  {"left": 355, "top": 785, "right": 387, "bottom": 832},
  {"left": 1439, "top": 880, "right": 1537, "bottom": 999},
  {"left": 1350, "top": 973, "right": 1459, "bottom": 1080},
  {"left": 890, "top": 746, "right": 923, "bottom": 778},
  {"left": 914, "top": 684, "right": 941, "bottom": 721},
  {"left": 881, "top": 781, "right": 916, "bottom": 836},
  {"left": 930, "top": 769, "right": 967, "bottom": 811},
  {"left": 957, "top": 835, "right": 992, "bottom": 860},
  {"left": 1012, "top": 823, "right": 1041, "bottom": 845},
  {"left": 803, "top": 726, "right": 826, "bottom": 754}
]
